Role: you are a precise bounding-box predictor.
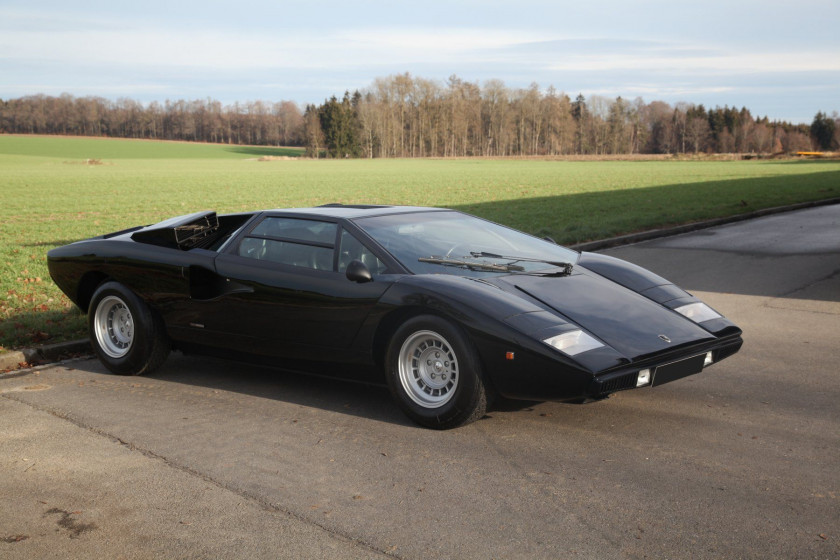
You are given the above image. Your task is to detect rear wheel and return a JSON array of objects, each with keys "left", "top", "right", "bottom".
[
  {"left": 89, "top": 281, "right": 169, "bottom": 375},
  {"left": 386, "top": 315, "right": 488, "bottom": 429}
]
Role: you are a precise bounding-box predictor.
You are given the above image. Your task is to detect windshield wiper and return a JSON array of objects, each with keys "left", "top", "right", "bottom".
[
  {"left": 469, "top": 251, "right": 574, "bottom": 276},
  {"left": 418, "top": 256, "right": 525, "bottom": 273}
]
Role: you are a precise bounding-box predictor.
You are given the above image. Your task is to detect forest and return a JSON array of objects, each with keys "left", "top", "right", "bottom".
[{"left": 1, "top": 73, "right": 837, "bottom": 158}]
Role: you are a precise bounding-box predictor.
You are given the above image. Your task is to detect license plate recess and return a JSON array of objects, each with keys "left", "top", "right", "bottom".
[{"left": 652, "top": 353, "right": 707, "bottom": 386}]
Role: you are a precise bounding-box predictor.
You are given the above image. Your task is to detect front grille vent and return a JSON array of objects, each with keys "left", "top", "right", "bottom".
[{"left": 598, "top": 372, "right": 638, "bottom": 395}]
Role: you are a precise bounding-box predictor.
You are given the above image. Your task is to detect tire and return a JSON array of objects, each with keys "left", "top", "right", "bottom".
[
  {"left": 88, "top": 281, "right": 170, "bottom": 375},
  {"left": 386, "top": 315, "right": 488, "bottom": 429}
]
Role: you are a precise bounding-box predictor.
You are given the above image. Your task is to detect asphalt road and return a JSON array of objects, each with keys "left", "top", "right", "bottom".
[{"left": 2, "top": 205, "right": 838, "bottom": 559}]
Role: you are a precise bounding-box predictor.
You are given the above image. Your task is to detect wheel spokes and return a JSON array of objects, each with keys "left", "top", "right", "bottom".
[
  {"left": 399, "top": 330, "right": 459, "bottom": 408},
  {"left": 95, "top": 296, "right": 134, "bottom": 358}
]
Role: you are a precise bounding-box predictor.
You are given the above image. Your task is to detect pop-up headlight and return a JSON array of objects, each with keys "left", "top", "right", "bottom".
[
  {"left": 675, "top": 302, "right": 721, "bottom": 323},
  {"left": 543, "top": 330, "right": 604, "bottom": 356}
]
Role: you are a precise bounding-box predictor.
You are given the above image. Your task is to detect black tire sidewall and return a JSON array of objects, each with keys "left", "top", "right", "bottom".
[
  {"left": 386, "top": 315, "right": 486, "bottom": 429},
  {"left": 88, "top": 281, "right": 165, "bottom": 375}
]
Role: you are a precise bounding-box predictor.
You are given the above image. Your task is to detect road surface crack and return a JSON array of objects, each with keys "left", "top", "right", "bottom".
[{"left": 0, "top": 392, "right": 401, "bottom": 559}]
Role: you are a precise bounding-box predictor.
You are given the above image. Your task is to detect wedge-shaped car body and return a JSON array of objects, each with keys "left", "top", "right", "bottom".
[{"left": 47, "top": 205, "right": 743, "bottom": 428}]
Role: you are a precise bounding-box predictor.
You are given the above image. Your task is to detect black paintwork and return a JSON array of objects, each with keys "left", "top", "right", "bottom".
[{"left": 47, "top": 206, "right": 743, "bottom": 401}]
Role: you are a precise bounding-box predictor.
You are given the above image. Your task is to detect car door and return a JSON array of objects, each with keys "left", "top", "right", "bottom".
[{"left": 209, "top": 215, "right": 394, "bottom": 363}]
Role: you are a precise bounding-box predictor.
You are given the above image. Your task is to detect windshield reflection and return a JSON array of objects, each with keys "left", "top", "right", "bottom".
[{"left": 354, "top": 211, "right": 578, "bottom": 276}]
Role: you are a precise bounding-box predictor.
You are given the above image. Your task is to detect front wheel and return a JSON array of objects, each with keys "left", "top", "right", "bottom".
[
  {"left": 386, "top": 315, "right": 488, "bottom": 429},
  {"left": 88, "top": 281, "right": 170, "bottom": 375}
]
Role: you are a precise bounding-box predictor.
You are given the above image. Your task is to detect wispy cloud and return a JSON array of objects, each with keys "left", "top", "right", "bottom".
[
  {"left": 0, "top": 24, "right": 554, "bottom": 70},
  {"left": 1, "top": 2, "right": 838, "bottom": 122},
  {"left": 545, "top": 51, "right": 840, "bottom": 74},
  {"left": 4, "top": 16, "right": 836, "bottom": 78},
  {"left": 338, "top": 28, "right": 553, "bottom": 53}
]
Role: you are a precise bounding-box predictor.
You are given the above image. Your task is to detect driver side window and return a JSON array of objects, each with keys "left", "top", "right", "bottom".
[{"left": 338, "top": 229, "right": 386, "bottom": 275}]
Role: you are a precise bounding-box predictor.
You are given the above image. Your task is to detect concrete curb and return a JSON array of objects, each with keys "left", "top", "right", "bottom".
[
  {"left": 0, "top": 339, "right": 91, "bottom": 373},
  {"left": 3, "top": 197, "right": 839, "bottom": 373},
  {"left": 571, "top": 197, "right": 840, "bottom": 252}
]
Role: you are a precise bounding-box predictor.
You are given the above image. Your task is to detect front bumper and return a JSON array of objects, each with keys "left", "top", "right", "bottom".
[{"left": 589, "top": 335, "right": 744, "bottom": 398}]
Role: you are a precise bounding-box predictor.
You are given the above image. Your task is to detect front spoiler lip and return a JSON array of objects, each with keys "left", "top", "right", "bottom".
[{"left": 588, "top": 333, "right": 743, "bottom": 397}]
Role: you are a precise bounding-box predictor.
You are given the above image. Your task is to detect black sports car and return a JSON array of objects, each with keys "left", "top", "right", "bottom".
[{"left": 48, "top": 205, "right": 743, "bottom": 429}]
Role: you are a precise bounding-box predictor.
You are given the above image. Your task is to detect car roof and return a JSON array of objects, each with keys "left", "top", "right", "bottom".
[{"left": 265, "top": 204, "right": 449, "bottom": 220}]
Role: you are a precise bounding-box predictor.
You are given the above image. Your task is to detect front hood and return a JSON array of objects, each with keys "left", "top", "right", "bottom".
[{"left": 491, "top": 270, "right": 715, "bottom": 360}]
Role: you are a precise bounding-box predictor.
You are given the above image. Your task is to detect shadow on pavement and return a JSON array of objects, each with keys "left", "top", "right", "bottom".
[{"left": 60, "top": 351, "right": 543, "bottom": 428}]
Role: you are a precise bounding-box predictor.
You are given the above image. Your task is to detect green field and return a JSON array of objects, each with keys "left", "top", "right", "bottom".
[{"left": 2, "top": 134, "right": 839, "bottom": 353}]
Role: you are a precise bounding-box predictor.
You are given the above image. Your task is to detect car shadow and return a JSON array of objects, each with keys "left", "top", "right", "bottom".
[
  {"left": 145, "top": 352, "right": 499, "bottom": 428},
  {"left": 62, "top": 351, "right": 526, "bottom": 429},
  {"left": 155, "top": 352, "right": 414, "bottom": 426}
]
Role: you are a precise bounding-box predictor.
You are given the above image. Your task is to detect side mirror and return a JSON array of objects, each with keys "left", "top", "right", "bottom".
[{"left": 345, "top": 259, "right": 373, "bottom": 283}]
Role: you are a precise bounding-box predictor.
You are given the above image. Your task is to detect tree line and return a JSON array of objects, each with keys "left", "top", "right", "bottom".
[
  {"left": 305, "top": 74, "right": 836, "bottom": 158},
  {"left": 0, "top": 94, "right": 304, "bottom": 146},
  {"left": 2, "top": 73, "right": 838, "bottom": 158}
]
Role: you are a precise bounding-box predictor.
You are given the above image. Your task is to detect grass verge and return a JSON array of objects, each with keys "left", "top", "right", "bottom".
[{"left": 1, "top": 134, "right": 839, "bottom": 351}]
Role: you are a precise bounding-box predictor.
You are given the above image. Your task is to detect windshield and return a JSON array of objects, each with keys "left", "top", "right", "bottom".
[{"left": 354, "top": 211, "right": 579, "bottom": 277}]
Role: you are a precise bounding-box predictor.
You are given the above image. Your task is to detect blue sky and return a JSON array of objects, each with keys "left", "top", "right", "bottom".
[{"left": 1, "top": 0, "right": 837, "bottom": 123}]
